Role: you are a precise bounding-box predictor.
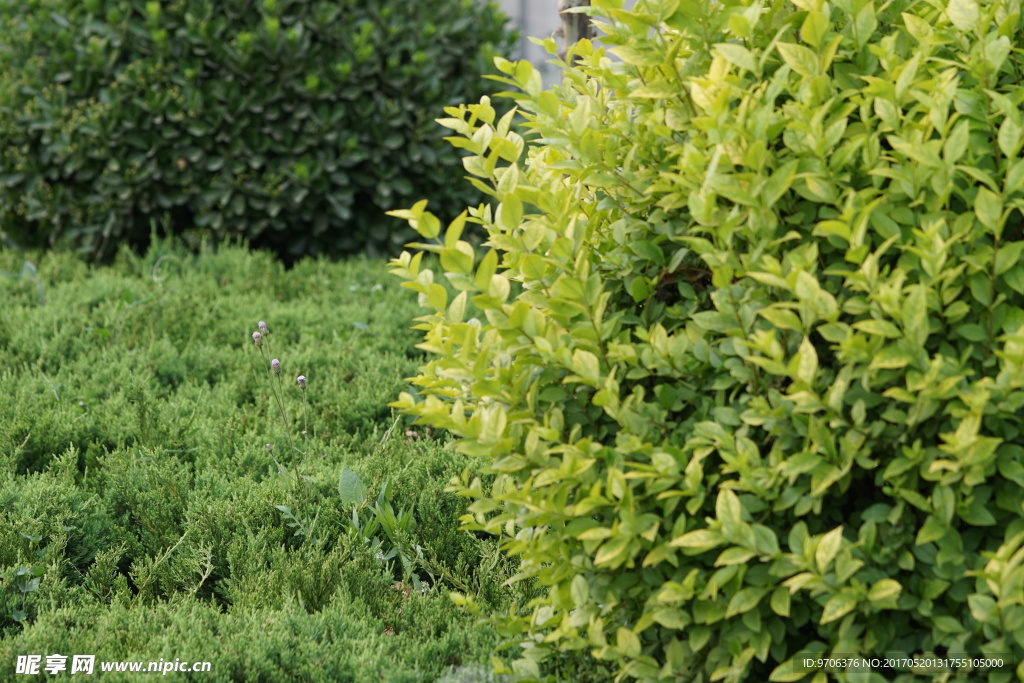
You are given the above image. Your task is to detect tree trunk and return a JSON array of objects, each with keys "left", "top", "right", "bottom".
[{"left": 557, "top": 0, "right": 594, "bottom": 64}]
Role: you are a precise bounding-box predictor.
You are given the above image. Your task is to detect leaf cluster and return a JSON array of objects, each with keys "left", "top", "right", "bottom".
[{"left": 389, "top": 0, "right": 1024, "bottom": 679}]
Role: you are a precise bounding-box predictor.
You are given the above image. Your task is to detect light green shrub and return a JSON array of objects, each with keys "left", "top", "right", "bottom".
[{"left": 389, "top": 0, "right": 1024, "bottom": 680}]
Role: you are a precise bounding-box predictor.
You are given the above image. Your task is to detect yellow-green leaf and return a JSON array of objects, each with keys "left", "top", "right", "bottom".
[
  {"left": 715, "top": 547, "right": 756, "bottom": 566},
  {"left": 440, "top": 247, "right": 473, "bottom": 275},
  {"left": 448, "top": 291, "right": 467, "bottom": 322},
  {"left": 867, "top": 578, "right": 902, "bottom": 603},
  {"left": 595, "top": 536, "right": 631, "bottom": 566},
  {"left": 571, "top": 575, "right": 590, "bottom": 607},
  {"left": 497, "top": 196, "right": 523, "bottom": 231},
  {"left": 651, "top": 607, "right": 689, "bottom": 629},
  {"left": 944, "top": 119, "right": 970, "bottom": 163},
  {"left": 853, "top": 2, "right": 878, "bottom": 47},
  {"left": 726, "top": 587, "right": 767, "bottom": 618},
  {"left": 820, "top": 590, "right": 859, "bottom": 624},
  {"left": 776, "top": 42, "right": 819, "bottom": 77},
  {"left": 714, "top": 42, "right": 756, "bottom": 72},
  {"left": 571, "top": 349, "right": 600, "bottom": 384},
  {"left": 716, "top": 489, "right": 743, "bottom": 537},
  {"left": 801, "top": 10, "right": 829, "bottom": 47},
  {"left": 769, "top": 658, "right": 812, "bottom": 682},
  {"left": 853, "top": 319, "right": 902, "bottom": 338},
  {"left": 916, "top": 515, "right": 947, "bottom": 545},
  {"left": 418, "top": 211, "right": 441, "bottom": 239},
  {"left": 444, "top": 211, "right": 466, "bottom": 246},
  {"left": 577, "top": 527, "right": 614, "bottom": 541},
  {"left": 426, "top": 283, "right": 447, "bottom": 311},
  {"left": 616, "top": 627, "right": 642, "bottom": 657},
  {"left": 760, "top": 307, "right": 803, "bottom": 331},
  {"left": 792, "top": 336, "right": 818, "bottom": 385},
  {"left": 902, "top": 285, "right": 929, "bottom": 348},
  {"left": 869, "top": 342, "right": 916, "bottom": 370},
  {"left": 975, "top": 187, "right": 1003, "bottom": 231},
  {"left": 948, "top": 0, "right": 979, "bottom": 31},
  {"left": 770, "top": 587, "right": 791, "bottom": 617},
  {"left": 815, "top": 526, "right": 844, "bottom": 572},
  {"left": 763, "top": 160, "right": 798, "bottom": 207},
  {"left": 474, "top": 249, "right": 498, "bottom": 291},
  {"left": 669, "top": 529, "right": 725, "bottom": 550}
]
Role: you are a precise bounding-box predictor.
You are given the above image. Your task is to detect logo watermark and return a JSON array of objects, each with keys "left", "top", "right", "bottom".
[{"left": 15, "top": 655, "right": 212, "bottom": 676}]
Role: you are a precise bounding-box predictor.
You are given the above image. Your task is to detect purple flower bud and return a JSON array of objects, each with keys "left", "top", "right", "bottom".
[
  {"left": 297, "top": 375, "right": 306, "bottom": 389},
  {"left": 258, "top": 321, "right": 268, "bottom": 334},
  {"left": 271, "top": 358, "right": 281, "bottom": 374},
  {"left": 252, "top": 331, "right": 263, "bottom": 348},
  {"left": 265, "top": 443, "right": 273, "bottom": 451}
]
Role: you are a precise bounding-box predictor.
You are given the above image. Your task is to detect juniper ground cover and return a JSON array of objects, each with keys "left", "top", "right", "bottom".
[{"left": 0, "top": 237, "right": 529, "bottom": 682}]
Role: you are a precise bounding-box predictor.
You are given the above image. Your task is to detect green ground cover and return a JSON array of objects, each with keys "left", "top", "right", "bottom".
[{"left": 0, "top": 239, "right": 528, "bottom": 682}]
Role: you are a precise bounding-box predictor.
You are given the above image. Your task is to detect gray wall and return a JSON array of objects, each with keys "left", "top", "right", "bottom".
[
  {"left": 490, "top": 1, "right": 636, "bottom": 85},
  {"left": 494, "top": 0, "right": 563, "bottom": 85}
]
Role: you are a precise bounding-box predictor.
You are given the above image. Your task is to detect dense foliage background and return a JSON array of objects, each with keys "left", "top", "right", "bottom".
[{"left": 0, "top": 0, "right": 515, "bottom": 263}]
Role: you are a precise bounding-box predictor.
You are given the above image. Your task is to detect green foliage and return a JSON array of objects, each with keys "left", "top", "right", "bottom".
[
  {"left": 0, "top": 240, "right": 425, "bottom": 474},
  {"left": 0, "top": 240, "right": 527, "bottom": 680},
  {"left": 0, "top": 0, "right": 516, "bottom": 262},
  {"left": 389, "top": 0, "right": 1024, "bottom": 679},
  {"left": 0, "top": 593, "right": 498, "bottom": 682}
]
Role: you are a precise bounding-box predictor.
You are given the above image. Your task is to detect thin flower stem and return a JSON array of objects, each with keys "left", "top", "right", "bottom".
[
  {"left": 254, "top": 325, "right": 308, "bottom": 486},
  {"left": 302, "top": 392, "right": 310, "bottom": 461},
  {"left": 263, "top": 337, "right": 293, "bottom": 434},
  {"left": 273, "top": 372, "right": 291, "bottom": 432},
  {"left": 260, "top": 347, "right": 291, "bottom": 431},
  {"left": 257, "top": 349, "right": 299, "bottom": 481}
]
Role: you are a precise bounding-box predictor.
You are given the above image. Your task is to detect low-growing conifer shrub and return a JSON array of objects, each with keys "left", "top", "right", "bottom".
[
  {"left": 0, "top": 0, "right": 516, "bottom": 261},
  {"left": 0, "top": 242, "right": 524, "bottom": 679},
  {"left": 390, "top": 0, "right": 1024, "bottom": 679}
]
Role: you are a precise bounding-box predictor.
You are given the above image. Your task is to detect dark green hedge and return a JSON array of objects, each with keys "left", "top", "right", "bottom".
[{"left": 0, "top": 0, "right": 515, "bottom": 262}]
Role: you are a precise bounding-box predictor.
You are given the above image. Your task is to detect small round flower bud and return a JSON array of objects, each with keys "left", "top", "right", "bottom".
[
  {"left": 271, "top": 358, "right": 281, "bottom": 374},
  {"left": 265, "top": 443, "right": 273, "bottom": 451},
  {"left": 258, "top": 321, "right": 268, "bottom": 334},
  {"left": 297, "top": 375, "right": 306, "bottom": 389},
  {"left": 252, "top": 331, "right": 263, "bottom": 348}
]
